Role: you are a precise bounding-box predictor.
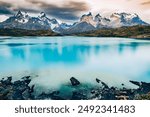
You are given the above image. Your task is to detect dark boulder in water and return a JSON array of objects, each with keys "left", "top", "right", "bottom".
[
  {"left": 96, "top": 78, "right": 101, "bottom": 83},
  {"left": 96, "top": 78, "right": 109, "bottom": 89},
  {"left": 130, "top": 80, "right": 141, "bottom": 87},
  {"left": 70, "top": 77, "right": 80, "bottom": 86}
]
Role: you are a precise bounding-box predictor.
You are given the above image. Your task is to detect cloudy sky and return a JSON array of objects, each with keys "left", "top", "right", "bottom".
[{"left": 0, "top": 0, "right": 150, "bottom": 23}]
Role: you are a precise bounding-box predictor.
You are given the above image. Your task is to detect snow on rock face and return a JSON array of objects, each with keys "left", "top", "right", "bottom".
[
  {"left": 39, "top": 12, "right": 46, "bottom": 18},
  {"left": 15, "top": 11, "right": 30, "bottom": 24},
  {"left": 94, "top": 14, "right": 111, "bottom": 28},
  {"left": 15, "top": 10, "right": 60, "bottom": 30},
  {"left": 59, "top": 23, "right": 72, "bottom": 29},
  {"left": 80, "top": 12, "right": 111, "bottom": 28},
  {"left": 94, "top": 14, "right": 102, "bottom": 22},
  {"left": 38, "top": 12, "right": 59, "bottom": 30},
  {"left": 109, "top": 12, "right": 148, "bottom": 27},
  {"left": 80, "top": 12, "right": 97, "bottom": 27}
]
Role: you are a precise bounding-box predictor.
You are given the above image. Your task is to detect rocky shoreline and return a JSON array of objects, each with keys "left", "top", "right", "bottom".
[{"left": 0, "top": 76, "right": 150, "bottom": 100}]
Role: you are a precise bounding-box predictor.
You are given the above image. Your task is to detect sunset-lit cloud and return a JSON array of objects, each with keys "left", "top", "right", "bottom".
[{"left": 0, "top": 0, "right": 149, "bottom": 23}]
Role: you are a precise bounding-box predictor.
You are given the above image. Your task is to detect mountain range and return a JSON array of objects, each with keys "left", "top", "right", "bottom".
[{"left": 0, "top": 11, "right": 149, "bottom": 35}]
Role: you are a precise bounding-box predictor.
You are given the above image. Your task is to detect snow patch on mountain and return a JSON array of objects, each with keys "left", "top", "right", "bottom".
[
  {"left": 109, "top": 12, "right": 148, "bottom": 27},
  {"left": 80, "top": 12, "right": 97, "bottom": 27},
  {"left": 15, "top": 11, "right": 30, "bottom": 24},
  {"left": 38, "top": 12, "right": 59, "bottom": 29}
]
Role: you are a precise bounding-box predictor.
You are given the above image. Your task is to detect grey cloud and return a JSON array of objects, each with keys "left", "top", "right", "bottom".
[
  {"left": 26, "top": 0, "right": 90, "bottom": 20},
  {"left": 0, "top": 1, "right": 12, "bottom": 8},
  {"left": 0, "top": 6, "right": 13, "bottom": 15},
  {"left": 13, "top": 8, "right": 39, "bottom": 14},
  {"left": 0, "top": 1, "right": 13, "bottom": 15}
]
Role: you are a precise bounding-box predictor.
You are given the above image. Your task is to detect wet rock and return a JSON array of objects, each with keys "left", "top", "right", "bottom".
[
  {"left": 37, "top": 91, "right": 64, "bottom": 100},
  {"left": 110, "top": 87, "right": 116, "bottom": 91},
  {"left": 13, "top": 80, "right": 28, "bottom": 92},
  {"left": 96, "top": 78, "right": 101, "bottom": 83},
  {"left": 22, "top": 76, "right": 31, "bottom": 79},
  {"left": 130, "top": 80, "right": 141, "bottom": 87},
  {"left": 72, "top": 91, "right": 87, "bottom": 100},
  {"left": 90, "top": 89, "right": 102, "bottom": 100},
  {"left": 0, "top": 76, "right": 35, "bottom": 100},
  {"left": 70, "top": 77, "right": 80, "bottom": 86},
  {"left": 96, "top": 78, "right": 109, "bottom": 89},
  {"left": 141, "top": 82, "right": 150, "bottom": 93},
  {"left": 101, "top": 91, "right": 116, "bottom": 100},
  {"left": 30, "top": 85, "right": 35, "bottom": 93},
  {"left": 1, "top": 76, "right": 150, "bottom": 100},
  {"left": 121, "top": 84, "right": 125, "bottom": 86},
  {"left": 1, "top": 76, "right": 12, "bottom": 86},
  {"left": 22, "top": 89, "right": 34, "bottom": 100},
  {"left": 101, "top": 81, "right": 109, "bottom": 89}
]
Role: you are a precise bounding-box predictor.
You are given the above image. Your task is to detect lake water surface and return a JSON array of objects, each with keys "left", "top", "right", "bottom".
[{"left": 0, "top": 36, "right": 150, "bottom": 90}]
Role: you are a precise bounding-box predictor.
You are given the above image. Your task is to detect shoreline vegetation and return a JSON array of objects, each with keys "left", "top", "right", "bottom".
[
  {"left": 75, "top": 25, "right": 150, "bottom": 39},
  {"left": 0, "top": 25, "right": 149, "bottom": 39},
  {"left": 0, "top": 29, "right": 59, "bottom": 36},
  {"left": 0, "top": 76, "right": 150, "bottom": 100}
]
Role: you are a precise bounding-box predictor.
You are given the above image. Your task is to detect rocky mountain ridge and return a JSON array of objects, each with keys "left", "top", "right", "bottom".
[{"left": 0, "top": 11, "right": 149, "bottom": 34}]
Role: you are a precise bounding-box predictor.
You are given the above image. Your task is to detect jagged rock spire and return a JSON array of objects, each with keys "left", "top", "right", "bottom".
[
  {"left": 39, "top": 12, "right": 46, "bottom": 18},
  {"left": 16, "top": 10, "right": 23, "bottom": 17},
  {"left": 87, "top": 12, "right": 92, "bottom": 16}
]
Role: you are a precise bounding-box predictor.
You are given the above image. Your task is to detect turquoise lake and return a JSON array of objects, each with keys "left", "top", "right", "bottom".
[{"left": 0, "top": 36, "right": 150, "bottom": 90}]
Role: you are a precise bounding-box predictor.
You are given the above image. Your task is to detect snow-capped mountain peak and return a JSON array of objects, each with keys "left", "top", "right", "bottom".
[
  {"left": 95, "top": 14, "right": 101, "bottom": 18},
  {"left": 15, "top": 10, "right": 23, "bottom": 17},
  {"left": 14, "top": 10, "right": 30, "bottom": 23},
  {"left": 0, "top": 10, "right": 60, "bottom": 30},
  {"left": 39, "top": 12, "right": 46, "bottom": 18},
  {"left": 87, "top": 12, "right": 92, "bottom": 16},
  {"left": 15, "top": 10, "right": 29, "bottom": 18},
  {"left": 37, "top": 12, "right": 59, "bottom": 29},
  {"left": 80, "top": 12, "right": 93, "bottom": 21},
  {"left": 95, "top": 14, "right": 102, "bottom": 22},
  {"left": 80, "top": 12, "right": 97, "bottom": 27},
  {"left": 110, "top": 12, "right": 148, "bottom": 27}
]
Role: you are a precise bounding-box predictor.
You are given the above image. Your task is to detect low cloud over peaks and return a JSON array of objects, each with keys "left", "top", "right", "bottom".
[{"left": 26, "top": 0, "right": 90, "bottom": 20}]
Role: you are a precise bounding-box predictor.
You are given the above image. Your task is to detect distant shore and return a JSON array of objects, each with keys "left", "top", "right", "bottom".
[
  {"left": 0, "top": 76, "right": 150, "bottom": 100},
  {"left": 74, "top": 25, "right": 150, "bottom": 39},
  {"left": 0, "top": 25, "right": 149, "bottom": 39}
]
